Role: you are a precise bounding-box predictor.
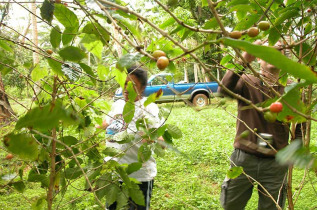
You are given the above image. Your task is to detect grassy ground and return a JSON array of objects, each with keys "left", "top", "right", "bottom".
[{"left": 0, "top": 98, "right": 316, "bottom": 209}]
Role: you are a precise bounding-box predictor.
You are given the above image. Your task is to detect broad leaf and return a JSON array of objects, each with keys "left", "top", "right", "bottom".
[
  {"left": 28, "top": 173, "right": 49, "bottom": 187},
  {"left": 126, "top": 81, "right": 137, "bottom": 102},
  {"left": 3, "top": 133, "right": 38, "bottom": 161},
  {"left": 0, "top": 40, "right": 13, "bottom": 52},
  {"left": 116, "top": 53, "right": 142, "bottom": 71},
  {"left": 64, "top": 167, "right": 86, "bottom": 179},
  {"left": 15, "top": 101, "right": 72, "bottom": 130},
  {"left": 79, "top": 63, "right": 96, "bottom": 85},
  {"left": 126, "top": 162, "right": 142, "bottom": 175},
  {"left": 144, "top": 89, "right": 163, "bottom": 107},
  {"left": 61, "top": 62, "right": 82, "bottom": 82},
  {"left": 40, "top": 0, "right": 54, "bottom": 23},
  {"left": 167, "top": 124, "right": 182, "bottom": 139},
  {"left": 274, "top": 8, "right": 299, "bottom": 26},
  {"left": 54, "top": 4, "right": 79, "bottom": 29},
  {"left": 276, "top": 139, "right": 316, "bottom": 169},
  {"left": 97, "top": 64, "right": 109, "bottom": 80},
  {"left": 62, "top": 27, "right": 77, "bottom": 46},
  {"left": 13, "top": 181, "right": 26, "bottom": 193},
  {"left": 47, "top": 57, "right": 63, "bottom": 75},
  {"left": 128, "top": 183, "right": 145, "bottom": 206},
  {"left": 31, "top": 65, "right": 48, "bottom": 82},
  {"left": 82, "top": 22, "right": 110, "bottom": 45},
  {"left": 160, "top": 17, "right": 176, "bottom": 29},
  {"left": 123, "top": 101, "right": 135, "bottom": 124},
  {"left": 219, "top": 38, "right": 317, "bottom": 83},
  {"left": 138, "top": 144, "right": 151, "bottom": 163},
  {"left": 112, "top": 68, "right": 127, "bottom": 88},
  {"left": 31, "top": 197, "right": 46, "bottom": 210},
  {"left": 227, "top": 166, "right": 243, "bottom": 179},
  {"left": 50, "top": 26, "right": 61, "bottom": 49},
  {"left": 80, "top": 34, "right": 103, "bottom": 59},
  {"left": 58, "top": 46, "right": 86, "bottom": 62},
  {"left": 105, "top": 184, "right": 119, "bottom": 205},
  {"left": 116, "top": 166, "right": 131, "bottom": 187}
]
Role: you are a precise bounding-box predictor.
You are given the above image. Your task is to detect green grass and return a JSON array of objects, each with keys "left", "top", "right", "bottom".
[{"left": 1, "top": 98, "right": 316, "bottom": 209}]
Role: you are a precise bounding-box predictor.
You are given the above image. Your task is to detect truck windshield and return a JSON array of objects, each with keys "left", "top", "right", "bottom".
[{"left": 151, "top": 75, "right": 169, "bottom": 85}]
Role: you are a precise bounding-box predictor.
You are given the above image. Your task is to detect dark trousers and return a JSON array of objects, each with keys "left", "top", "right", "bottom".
[
  {"left": 220, "top": 149, "right": 288, "bottom": 210},
  {"left": 108, "top": 180, "right": 154, "bottom": 210}
]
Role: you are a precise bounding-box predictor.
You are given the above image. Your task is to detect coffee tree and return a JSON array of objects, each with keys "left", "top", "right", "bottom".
[{"left": 0, "top": 0, "right": 316, "bottom": 209}]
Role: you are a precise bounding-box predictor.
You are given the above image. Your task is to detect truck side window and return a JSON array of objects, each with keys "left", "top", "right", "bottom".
[{"left": 151, "top": 76, "right": 168, "bottom": 86}]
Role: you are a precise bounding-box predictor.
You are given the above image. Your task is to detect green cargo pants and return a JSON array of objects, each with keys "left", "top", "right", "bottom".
[{"left": 220, "top": 149, "right": 288, "bottom": 210}]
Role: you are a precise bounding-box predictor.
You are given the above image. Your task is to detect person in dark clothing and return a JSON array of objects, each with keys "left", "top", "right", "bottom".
[{"left": 218, "top": 41, "right": 302, "bottom": 210}]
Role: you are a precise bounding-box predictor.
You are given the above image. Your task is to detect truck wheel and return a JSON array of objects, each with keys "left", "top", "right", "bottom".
[{"left": 193, "top": 94, "right": 209, "bottom": 107}]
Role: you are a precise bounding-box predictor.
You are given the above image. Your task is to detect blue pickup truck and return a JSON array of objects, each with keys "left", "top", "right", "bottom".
[{"left": 115, "top": 73, "right": 219, "bottom": 107}]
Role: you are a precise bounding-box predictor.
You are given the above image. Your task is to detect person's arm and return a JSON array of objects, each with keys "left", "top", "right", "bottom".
[
  {"left": 218, "top": 40, "right": 262, "bottom": 96},
  {"left": 95, "top": 120, "right": 109, "bottom": 129}
]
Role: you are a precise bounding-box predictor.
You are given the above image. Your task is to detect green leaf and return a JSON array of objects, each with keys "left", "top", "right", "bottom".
[
  {"left": 13, "top": 181, "right": 26, "bottom": 193},
  {"left": 154, "top": 143, "right": 165, "bottom": 157},
  {"left": 235, "top": 14, "right": 261, "bottom": 31},
  {"left": 126, "top": 162, "right": 142, "bottom": 175},
  {"left": 220, "top": 54, "right": 233, "bottom": 65},
  {"left": 274, "top": 9, "right": 299, "bottom": 26},
  {"left": 112, "top": 68, "right": 127, "bottom": 88},
  {"left": 105, "top": 184, "right": 119, "bottom": 206},
  {"left": 268, "top": 26, "right": 281, "bottom": 46},
  {"left": 3, "top": 133, "right": 38, "bottom": 161},
  {"left": 97, "top": 64, "right": 109, "bottom": 80},
  {"left": 115, "top": 15, "right": 142, "bottom": 41},
  {"left": 128, "top": 183, "right": 145, "bottom": 206},
  {"left": 79, "top": 63, "right": 96, "bottom": 85},
  {"left": 126, "top": 81, "right": 137, "bottom": 102},
  {"left": 162, "top": 130, "right": 173, "bottom": 144},
  {"left": 227, "top": 166, "right": 243, "bottom": 179},
  {"left": 50, "top": 26, "right": 61, "bottom": 49},
  {"left": 47, "top": 58, "right": 63, "bottom": 75},
  {"left": 62, "top": 27, "right": 76, "bottom": 46},
  {"left": 0, "top": 40, "right": 13, "bottom": 52},
  {"left": 138, "top": 144, "right": 151, "bottom": 163},
  {"left": 116, "top": 166, "right": 131, "bottom": 187},
  {"left": 28, "top": 173, "right": 49, "bottom": 187},
  {"left": 15, "top": 101, "right": 73, "bottom": 130},
  {"left": 276, "top": 139, "right": 316, "bottom": 169},
  {"left": 294, "top": 43, "right": 316, "bottom": 66},
  {"left": 82, "top": 22, "right": 110, "bottom": 45},
  {"left": 54, "top": 4, "right": 79, "bottom": 29},
  {"left": 123, "top": 101, "right": 135, "bottom": 124},
  {"left": 144, "top": 89, "right": 164, "bottom": 107},
  {"left": 58, "top": 46, "right": 86, "bottom": 62},
  {"left": 219, "top": 38, "right": 317, "bottom": 83},
  {"left": 31, "top": 65, "right": 48, "bottom": 82},
  {"left": 64, "top": 167, "right": 86, "bottom": 179},
  {"left": 202, "top": 0, "right": 208, "bottom": 7},
  {"left": 57, "top": 136, "right": 78, "bottom": 148},
  {"left": 61, "top": 61, "right": 82, "bottom": 82},
  {"left": 202, "top": 18, "right": 218, "bottom": 29},
  {"left": 160, "top": 17, "right": 176, "bottom": 29},
  {"left": 80, "top": 34, "right": 103, "bottom": 59},
  {"left": 102, "top": 147, "right": 120, "bottom": 157},
  {"left": 116, "top": 188, "right": 129, "bottom": 209},
  {"left": 40, "top": 0, "right": 54, "bottom": 23},
  {"left": 167, "top": 124, "right": 182, "bottom": 139},
  {"left": 31, "top": 197, "right": 46, "bottom": 210},
  {"left": 95, "top": 173, "right": 112, "bottom": 199},
  {"left": 116, "top": 53, "right": 142, "bottom": 71}
]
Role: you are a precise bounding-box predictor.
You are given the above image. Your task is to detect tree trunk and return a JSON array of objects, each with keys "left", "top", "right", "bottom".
[
  {"left": 0, "top": 73, "right": 13, "bottom": 123},
  {"left": 184, "top": 66, "right": 189, "bottom": 83},
  {"left": 194, "top": 63, "right": 199, "bottom": 83}
]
